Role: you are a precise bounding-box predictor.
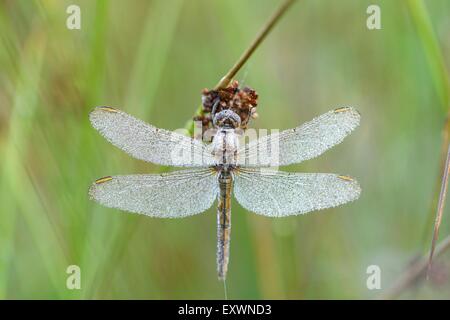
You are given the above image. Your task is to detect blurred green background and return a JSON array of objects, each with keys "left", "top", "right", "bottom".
[{"left": 1, "top": 0, "right": 450, "bottom": 299}]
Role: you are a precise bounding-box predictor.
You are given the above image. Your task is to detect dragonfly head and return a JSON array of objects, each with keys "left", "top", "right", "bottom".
[{"left": 213, "top": 109, "right": 241, "bottom": 129}]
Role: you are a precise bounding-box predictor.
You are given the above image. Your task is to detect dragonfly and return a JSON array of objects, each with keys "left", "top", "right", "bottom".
[{"left": 89, "top": 105, "right": 361, "bottom": 280}]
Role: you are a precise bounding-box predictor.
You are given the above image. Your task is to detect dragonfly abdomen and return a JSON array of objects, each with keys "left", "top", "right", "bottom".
[{"left": 217, "top": 169, "right": 233, "bottom": 280}]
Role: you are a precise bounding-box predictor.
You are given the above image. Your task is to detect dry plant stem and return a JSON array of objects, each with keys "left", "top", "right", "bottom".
[
  {"left": 421, "top": 116, "right": 450, "bottom": 248},
  {"left": 185, "top": 0, "right": 296, "bottom": 133},
  {"left": 378, "top": 235, "right": 450, "bottom": 300},
  {"left": 427, "top": 142, "right": 450, "bottom": 275},
  {"left": 386, "top": 123, "right": 450, "bottom": 299},
  {"left": 214, "top": 0, "right": 297, "bottom": 89}
]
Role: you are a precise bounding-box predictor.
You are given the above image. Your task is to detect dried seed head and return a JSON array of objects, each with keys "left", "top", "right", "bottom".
[{"left": 198, "top": 80, "right": 259, "bottom": 141}]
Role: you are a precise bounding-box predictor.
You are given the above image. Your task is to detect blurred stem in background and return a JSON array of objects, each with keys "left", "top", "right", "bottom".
[
  {"left": 409, "top": 0, "right": 450, "bottom": 251},
  {"left": 382, "top": 0, "right": 450, "bottom": 299},
  {"left": 379, "top": 235, "right": 450, "bottom": 299},
  {"left": 0, "top": 21, "right": 67, "bottom": 298},
  {"left": 427, "top": 143, "right": 450, "bottom": 275}
]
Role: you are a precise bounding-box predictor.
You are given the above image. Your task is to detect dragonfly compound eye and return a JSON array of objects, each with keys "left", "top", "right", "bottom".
[{"left": 213, "top": 110, "right": 242, "bottom": 128}]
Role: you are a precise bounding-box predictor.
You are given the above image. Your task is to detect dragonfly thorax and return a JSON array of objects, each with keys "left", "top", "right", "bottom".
[{"left": 211, "top": 128, "right": 239, "bottom": 166}]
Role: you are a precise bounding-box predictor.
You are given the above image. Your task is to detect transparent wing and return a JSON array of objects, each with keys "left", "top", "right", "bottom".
[
  {"left": 233, "top": 168, "right": 361, "bottom": 216},
  {"left": 237, "top": 107, "right": 360, "bottom": 167},
  {"left": 89, "top": 168, "right": 218, "bottom": 218},
  {"left": 90, "top": 107, "right": 215, "bottom": 167}
]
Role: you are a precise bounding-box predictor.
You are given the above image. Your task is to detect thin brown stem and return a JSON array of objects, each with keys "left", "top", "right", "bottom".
[
  {"left": 382, "top": 126, "right": 450, "bottom": 299},
  {"left": 427, "top": 142, "right": 450, "bottom": 275},
  {"left": 378, "top": 235, "right": 450, "bottom": 300},
  {"left": 185, "top": 0, "right": 297, "bottom": 133},
  {"left": 214, "top": 0, "right": 297, "bottom": 89},
  {"left": 420, "top": 116, "right": 450, "bottom": 248}
]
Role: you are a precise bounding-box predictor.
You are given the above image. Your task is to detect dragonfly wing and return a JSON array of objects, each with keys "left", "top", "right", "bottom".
[
  {"left": 90, "top": 107, "right": 215, "bottom": 167},
  {"left": 233, "top": 168, "right": 361, "bottom": 216},
  {"left": 89, "top": 168, "right": 218, "bottom": 217},
  {"left": 237, "top": 107, "right": 360, "bottom": 167}
]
